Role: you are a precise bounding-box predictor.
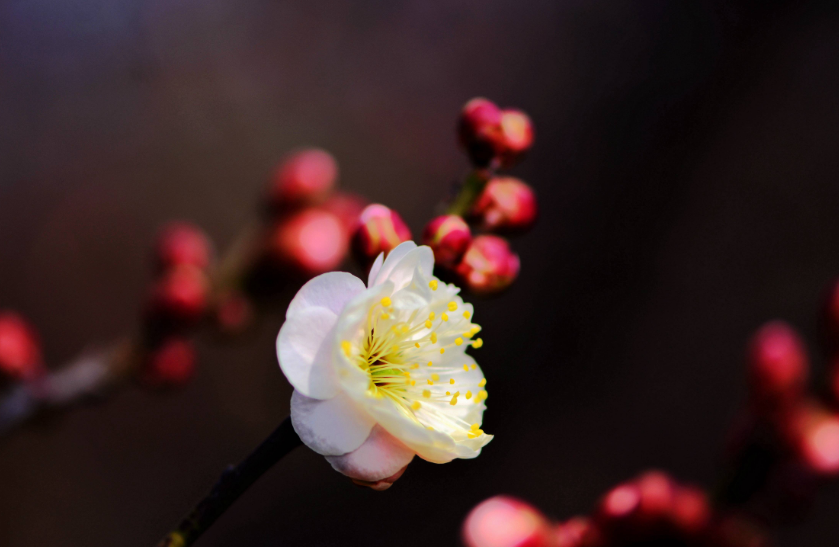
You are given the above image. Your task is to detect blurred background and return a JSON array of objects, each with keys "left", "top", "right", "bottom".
[{"left": 2, "top": 0, "right": 839, "bottom": 545}]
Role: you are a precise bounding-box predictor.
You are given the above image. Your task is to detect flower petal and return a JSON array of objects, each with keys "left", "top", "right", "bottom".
[
  {"left": 325, "top": 424, "right": 415, "bottom": 481},
  {"left": 369, "top": 241, "right": 417, "bottom": 287},
  {"left": 287, "top": 271, "right": 366, "bottom": 318},
  {"left": 290, "top": 389, "right": 376, "bottom": 456},
  {"left": 367, "top": 252, "right": 385, "bottom": 286},
  {"left": 277, "top": 307, "right": 340, "bottom": 399},
  {"left": 377, "top": 245, "right": 435, "bottom": 292}
]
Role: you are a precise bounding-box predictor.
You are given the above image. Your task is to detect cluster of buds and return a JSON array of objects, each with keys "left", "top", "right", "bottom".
[
  {"left": 265, "top": 149, "right": 365, "bottom": 279},
  {"left": 141, "top": 222, "right": 214, "bottom": 387},
  {"left": 0, "top": 312, "right": 43, "bottom": 382},
  {"left": 463, "top": 471, "right": 769, "bottom": 547}
]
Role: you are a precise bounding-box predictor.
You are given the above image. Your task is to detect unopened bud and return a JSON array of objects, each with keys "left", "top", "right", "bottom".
[
  {"left": 0, "top": 312, "right": 42, "bottom": 380},
  {"left": 670, "top": 486, "right": 710, "bottom": 535},
  {"left": 142, "top": 337, "right": 196, "bottom": 387},
  {"left": 269, "top": 208, "right": 349, "bottom": 277},
  {"left": 422, "top": 215, "right": 472, "bottom": 268},
  {"left": 497, "top": 110, "right": 535, "bottom": 168},
  {"left": 321, "top": 192, "right": 367, "bottom": 231},
  {"left": 456, "top": 235, "right": 520, "bottom": 294},
  {"left": 458, "top": 98, "right": 504, "bottom": 167},
  {"left": 747, "top": 321, "right": 808, "bottom": 407},
  {"left": 154, "top": 222, "right": 213, "bottom": 272},
  {"left": 148, "top": 265, "right": 210, "bottom": 325},
  {"left": 597, "top": 483, "right": 641, "bottom": 525},
  {"left": 268, "top": 148, "right": 338, "bottom": 208},
  {"left": 352, "top": 204, "right": 412, "bottom": 267},
  {"left": 784, "top": 402, "right": 839, "bottom": 476},
  {"left": 472, "top": 177, "right": 537, "bottom": 233},
  {"left": 463, "top": 496, "right": 556, "bottom": 547},
  {"left": 555, "top": 517, "right": 595, "bottom": 547}
]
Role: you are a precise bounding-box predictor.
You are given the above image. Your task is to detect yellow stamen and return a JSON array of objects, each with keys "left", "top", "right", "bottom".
[
  {"left": 422, "top": 390, "right": 431, "bottom": 398},
  {"left": 463, "top": 364, "right": 469, "bottom": 372},
  {"left": 478, "top": 378, "right": 487, "bottom": 387},
  {"left": 471, "top": 423, "right": 480, "bottom": 430},
  {"left": 466, "top": 391, "right": 473, "bottom": 399},
  {"left": 431, "top": 374, "right": 440, "bottom": 382},
  {"left": 441, "top": 313, "right": 449, "bottom": 322},
  {"left": 463, "top": 311, "right": 471, "bottom": 319},
  {"left": 381, "top": 313, "right": 389, "bottom": 320},
  {"left": 471, "top": 364, "right": 477, "bottom": 370},
  {"left": 427, "top": 361, "right": 433, "bottom": 367},
  {"left": 428, "top": 312, "right": 436, "bottom": 320},
  {"left": 415, "top": 342, "right": 421, "bottom": 348},
  {"left": 427, "top": 379, "right": 434, "bottom": 385},
  {"left": 425, "top": 320, "right": 433, "bottom": 329},
  {"left": 448, "top": 301, "right": 458, "bottom": 312},
  {"left": 341, "top": 341, "right": 351, "bottom": 356},
  {"left": 440, "top": 348, "right": 445, "bottom": 354},
  {"left": 429, "top": 280, "right": 438, "bottom": 290},
  {"left": 411, "top": 401, "right": 421, "bottom": 410},
  {"left": 449, "top": 378, "right": 455, "bottom": 385},
  {"left": 455, "top": 337, "right": 463, "bottom": 346},
  {"left": 430, "top": 333, "right": 438, "bottom": 344},
  {"left": 381, "top": 297, "right": 392, "bottom": 307},
  {"left": 472, "top": 338, "right": 484, "bottom": 349}
]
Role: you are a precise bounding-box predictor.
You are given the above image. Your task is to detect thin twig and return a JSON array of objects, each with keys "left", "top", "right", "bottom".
[{"left": 157, "top": 417, "right": 302, "bottom": 547}]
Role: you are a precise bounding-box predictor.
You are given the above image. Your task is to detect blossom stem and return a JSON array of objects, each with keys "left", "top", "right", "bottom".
[
  {"left": 447, "top": 168, "right": 493, "bottom": 217},
  {"left": 157, "top": 417, "right": 302, "bottom": 547}
]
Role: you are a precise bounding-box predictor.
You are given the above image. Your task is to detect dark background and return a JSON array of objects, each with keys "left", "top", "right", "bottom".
[{"left": 2, "top": 0, "right": 839, "bottom": 545}]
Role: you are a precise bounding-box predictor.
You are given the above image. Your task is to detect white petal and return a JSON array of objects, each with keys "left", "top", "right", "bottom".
[
  {"left": 290, "top": 390, "right": 376, "bottom": 456},
  {"left": 287, "top": 271, "right": 366, "bottom": 318},
  {"left": 367, "top": 252, "right": 385, "bottom": 286},
  {"left": 277, "top": 307, "right": 339, "bottom": 399},
  {"left": 369, "top": 241, "right": 417, "bottom": 287},
  {"left": 378, "top": 246, "right": 435, "bottom": 292},
  {"left": 325, "top": 425, "right": 415, "bottom": 481}
]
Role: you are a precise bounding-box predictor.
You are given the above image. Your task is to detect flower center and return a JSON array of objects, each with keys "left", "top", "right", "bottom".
[{"left": 341, "top": 287, "right": 488, "bottom": 438}]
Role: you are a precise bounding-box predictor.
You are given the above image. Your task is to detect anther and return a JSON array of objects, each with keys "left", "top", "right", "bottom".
[
  {"left": 341, "top": 341, "right": 352, "bottom": 356},
  {"left": 472, "top": 338, "right": 484, "bottom": 349},
  {"left": 463, "top": 364, "right": 469, "bottom": 371},
  {"left": 427, "top": 379, "right": 434, "bottom": 385},
  {"left": 471, "top": 423, "right": 480, "bottom": 431},
  {"left": 448, "top": 302, "right": 458, "bottom": 312},
  {"left": 425, "top": 320, "right": 433, "bottom": 329},
  {"left": 442, "top": 313, "right": 449, "bottom": 322},
  {"left": 471, "top": 364, "right": 477, "bottom": 370},
  {"left": 429, "top": 280, "right": 438, "bottom": 290},
  {"left": 411, "top": 401, "right": 421, "bottom": 410},
  {"left": 381, "top": 297, "right": 392, "bottom": 307},
  {"left": 449, "top": 378, "right": 455, "bottom": 385},
  {"left": 422, "top": 390, "right": 431, "bottom": 398},
  {"left": 463, "top": 311, "right": 471, "bottom": 319},
  {"left": 440, "top": 348, "right": 445, "bottom": 354},
  {"left": 466, "top": 391, "right": 473, "bottom": 399},
  {"left": 478, "top": 378, "right": 486, "bottom": 387},
  {"left": 431, "top": 374, "right": 440, "bottom": 381},
  {"left": 427, "top": 361, "right": 433, "bottom": 367},
  {"left": 415, "top": 342, "right": 421, "bottom": 348},
  {"left": 430, "top": 333, "right": 438, "bottom": 344},
  {"left": 429, "top": 312, "right": 436, "bottom": 320},
  {"left": 455, "top": 337, "right": 463, "bottom": 346},
  {"left": 381, "top": 313, "right": 390, "bottom": 320}
]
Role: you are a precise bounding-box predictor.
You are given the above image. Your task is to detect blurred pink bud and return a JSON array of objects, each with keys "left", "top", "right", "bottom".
[
  {"left": 784, "top": 402, "right": 839, "bottom": 475},
  {"left": 554, "top": 517, "right": 595, "bottom": 547},
  {"left": 459, "top": 97, "right": 504, "bottom": 167},
  {"left": 497, "top": 110, "right": 535, "bottom": 168},
  {"left": 351, "top": 204, "right": 412, "bottom": 267},
  {"left": 269, "top": 208, "right": 349, "bottom": 277},
  {"left": 142, "top": 337, "right": 196, "bottom": 387},
  {"left": 597, "top": 483, "right": 641, "bottom": 525},
  {"left": 268, "top": 148, "right": 338, "bottom": 208},
  {"left": 155, "top": 222, "right": 213, "bottom": 272},
  {"left": 0, "top": 312, "right": 42, "bottom": 380},
  {"left": 747, "top": 321, "right": 808, "bottom": 407},
  {"left": 321, "top": 192, "right": 367, "bottom": 231},
  {"left": 463, "top": 496, "right": 557, "bottom": 547},
  {"left": 215, "top": 291, "right": 254, "bottom": 334},
  {"left": 148, "top": 265, "right": 210, "bottom": 324},
  {"left": 456, "top": 235, "right": 520, "bottom": 295},
  {"left": 635, "top": 471, "right": 674, "bottom": 524},
  {"left": 472, "top": 177, "right": 538, "bottom": 233},
  {"left": 670, "top": 486, "right": 711, "bottom": 535},
  {"left": 422, "top": 215, "right": 472, "bottom": 267}
]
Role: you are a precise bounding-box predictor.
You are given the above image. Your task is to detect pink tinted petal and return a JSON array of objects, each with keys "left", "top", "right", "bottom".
[
  {"left": 325, "top": 424, "right": 416, "bottom": 481},
  {"left": 290, "top": 390, "right": 376, "bottom": 456},
  {"left": 370, "top": 241, "right": 417, "bottom": 286},
  {"left": 366, "top": 252, "right": 385, "bottom": 286},
  {"left": 287, "top": 271, "right": 366, "bottom": 318}
]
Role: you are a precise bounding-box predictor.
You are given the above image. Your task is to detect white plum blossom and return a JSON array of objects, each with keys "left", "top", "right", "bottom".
[{"left": 277, "top": 241, "right": 492, "bottom": 483}]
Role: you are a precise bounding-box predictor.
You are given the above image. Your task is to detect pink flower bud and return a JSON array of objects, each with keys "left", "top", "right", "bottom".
[
  {"left": 783, "top": 402, "right": 839, "bottom": 475},
  {"left": 456, "top": 235, "right": 520, "bottom": 294},
  {"left": 497, "top": 109, "right": 535, "bottom": 168},
  {"left": 269, "top": 208, "right": 349, "bottom": 277},
  {"left": 154, "top": 222, "right": 213, "bottom": 272},
  {"left": 0, "top": 312, "right": 42, "bottom": 380},
  {"left": 670, "top": 486, "right": 710, "bottom": 535},
  {"left": 268, "top": 148, "right": 338, "bottom": 208},
  {"left": 321, "top": 192, "right": 367, "bottom": 231},
  {"left": 554, "top": 517, "right": 596, "bottom": 547},
  {"left": 458, "top": 98, "right": 504, "bottom": 167},
  {"left": 148, "top": 265, "right": 210, "bottom": 324},
  {"left": 422, "top": 215, "right": 472, "bottom": 267},
  {"left": 351, "top": 204, "right": 412, "bottom": 266},
  {"left": 472, "top": 177, "right": 538, "bottom": 233},
  {"left": 142, "top": 337, "right": 196, "bottom": 387},
  {"left": 747, "top": 321, "right": 808, "bottom": 407},
  {"left": 597, "top": 483, "right": 641, "bottom": 525},
  {"left": 635, "top": 471, "right": 674, "bottom": 525},
  {"left": 463, "top": 496, "right": 556, "bottom": 547}
]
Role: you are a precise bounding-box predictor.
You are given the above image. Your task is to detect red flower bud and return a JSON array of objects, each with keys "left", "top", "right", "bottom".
[
  {"left": 321, "top": 192, "right": 367, "bottom": 231},
  {"left": 268, "top": 148, "right": 338, "bottom": 208},
  {"left": 472, "top": 177, "right": 538, "bottom": 233},
  {"left": 747, "top": 321, "right": 808, "bottom": 407},
  {"left": 555, "top": 517, "right": 596, "bottom": 547},
  {"left": 498, "top": 110, "right": 535, "bottom": 168},
  {"left": 597, "top": 483, "right": 641, "bottom": 525},
  {"left": 456, "top": 235, "right": 520, "bottom": 294},
  {"left": 351, "top": 204, "right": 412, "bottom": 267},
  {"left": 148, "top": 265, "right": 210, "bottom": 324},
  {"left": 0, "top": 312, "right": 42, "bottom": 380},
  {"left": 154, "top": 222, "right": 213, "bottom": 272},
  {"left": 783, "top": 402, "right": 839, "bottom": 476},
  {"left": 463, "top": 496, "right": 556, "bottom": 547},
  {"left": 635, "top": 471, "right": 674, "bottom": 525},
  {"left": 670, "top": 486, "right": 710, "bottom": 535},
  {"left": 458, "top": 98, "right": 504, "bottom": 167},
  {"left": 269, "top": 208, "right": 349, "bottom": 277},
  {"left": 142, "top": 337, "right": 196, "bottom": 387},
  {"left": 422, "top": 215, "right": 472, "bottom": 267}
]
